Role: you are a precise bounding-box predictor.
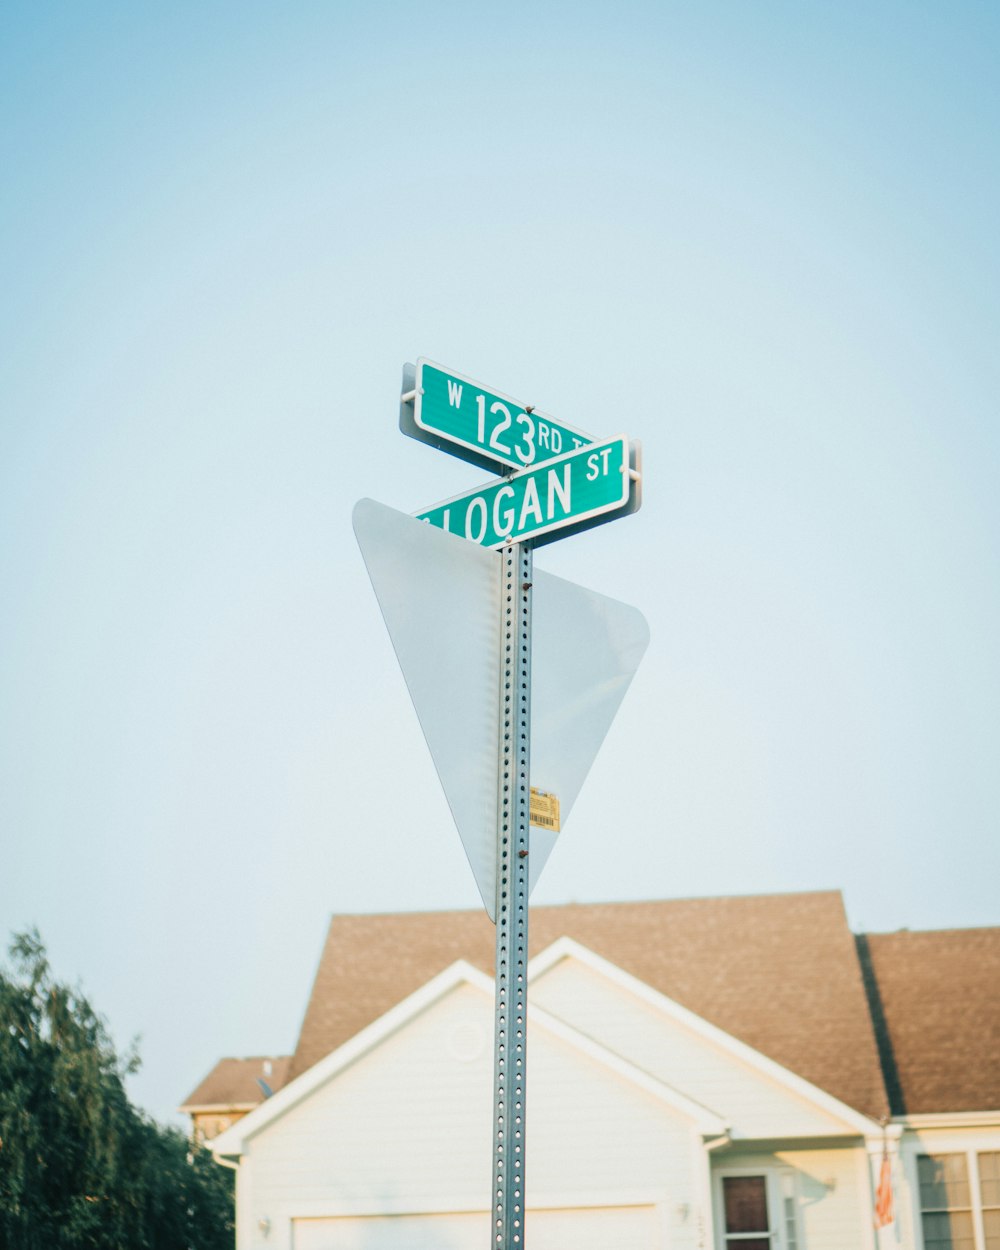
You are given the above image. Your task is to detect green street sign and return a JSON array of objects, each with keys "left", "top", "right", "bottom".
[
  {"left": 415, "top": 435, "right": 637, "bottom": 549},
  {"left": 401, "top": 358, "right": 594, "bottom": 475}
]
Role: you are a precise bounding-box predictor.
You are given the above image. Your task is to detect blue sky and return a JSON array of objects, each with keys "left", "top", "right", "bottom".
[{"left": 2, "top": 2, "right": 998, "bottom": 1123}]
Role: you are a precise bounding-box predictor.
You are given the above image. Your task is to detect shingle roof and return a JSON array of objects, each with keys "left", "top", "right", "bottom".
[
  {"left": 288, "top": 890, "right": 890, "bottom": 1119},
  {"left": 859, "top": 927, "right": 1000, "bottom": 1115},
  {"left": 180, "top": 1055, "right": 291, "bottom": 1111}
]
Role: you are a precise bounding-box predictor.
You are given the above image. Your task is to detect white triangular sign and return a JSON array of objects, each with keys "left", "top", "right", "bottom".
[{"left": 353, "top": 498, "right": 649, "bottom": 920}]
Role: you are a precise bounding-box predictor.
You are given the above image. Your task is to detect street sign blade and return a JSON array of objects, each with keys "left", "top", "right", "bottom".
[
  {"left": 530, "top": 439, "right": 642, "bottom": 550},
  {"left": 416, "top": 435, "right": 636, "bottom": 549},
  {"left": 400, "top": 358, "right": 595, "bottom": 475},
  {"left": 352, "top": 499, "right": 649, "bottom": 914},
  {"left": 399, "top": 363, "right": 510, "bottom": 476}
]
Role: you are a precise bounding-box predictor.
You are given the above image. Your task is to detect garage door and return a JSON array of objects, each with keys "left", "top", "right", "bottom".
[
  {"left": 293, "top": 1211, "right": 484, "bottom": 1250},
  {"left": 293, "top": 1203, "right": 658, "bottom": 1249}
]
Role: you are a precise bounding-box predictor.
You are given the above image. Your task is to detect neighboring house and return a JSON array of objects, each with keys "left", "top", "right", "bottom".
[
  {"left": 202, "top": 891, "right": 1000, "bottom": 1249},
  {"left": 180, "top": 1055, "right": 291, "bottom": 1142}
]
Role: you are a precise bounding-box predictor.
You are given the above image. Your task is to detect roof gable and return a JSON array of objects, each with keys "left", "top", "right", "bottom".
[
  {"left": 211, "top": 956, "right": 728, "bottom": 1159},
  {"left": 531, "top": 938, "right": 878, "bottom": 1138},
  {"left": 288, "top": 892, "right": 889, "bottom": 1118}
]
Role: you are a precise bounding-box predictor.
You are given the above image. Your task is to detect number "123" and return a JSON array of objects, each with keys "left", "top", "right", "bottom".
[{"left": 475, "top": 394, "right": 582, "bottom": 465}]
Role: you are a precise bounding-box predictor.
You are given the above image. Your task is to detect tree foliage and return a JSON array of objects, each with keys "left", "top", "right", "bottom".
[{"left": 0, "top": 930, "right": 234, "bottom": 1250}]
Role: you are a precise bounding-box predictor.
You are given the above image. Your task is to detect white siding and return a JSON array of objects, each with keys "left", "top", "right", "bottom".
[
  {"left": 246, "top": 985, "right": 495, "bottom": 1217},
  {"left": 227, "top": 957, "right": 899, "bottom": 1250},
  {"left": 532, "top": 957, "right": 858, "bottom": 1139},
  {"left": 526, "top": 1009, "right": 695, "bottom": 1199},
  {"left": 238, "top": 979, "right": 699, "bottom": 1249}
]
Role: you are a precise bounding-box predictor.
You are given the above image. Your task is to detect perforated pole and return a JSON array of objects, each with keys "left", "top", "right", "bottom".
[{"left": 492, "top": 538, "right": 532, "bottom": 1249}]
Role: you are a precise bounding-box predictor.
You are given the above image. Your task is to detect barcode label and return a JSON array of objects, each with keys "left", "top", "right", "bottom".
[{"left": 529, "top": 787, "right": 561, "bottom": 832}]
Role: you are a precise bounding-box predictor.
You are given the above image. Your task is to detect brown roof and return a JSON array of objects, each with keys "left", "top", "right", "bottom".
[
  {"left": 180, "top": 1055, "right": 291, "bottom": 1111},
  {"left": 288, "top": 890, "right": 890, "bottom": 1119},
  {"left": 859, "top": 927, "right": 1000, "bottom": 1115}
]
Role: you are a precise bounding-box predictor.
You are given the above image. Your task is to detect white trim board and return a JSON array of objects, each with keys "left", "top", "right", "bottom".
[
  {"left": 896, "top": 1111, "right": 1000, "bottom": 1130},
  {"left": 286, "top": 1189, "right": 666, "bottom": 1220}
]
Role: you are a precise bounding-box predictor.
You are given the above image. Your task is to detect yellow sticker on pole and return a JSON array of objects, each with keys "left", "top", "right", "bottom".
[{"left": 529, "top": 788, "right": 561, "bottom": 832}]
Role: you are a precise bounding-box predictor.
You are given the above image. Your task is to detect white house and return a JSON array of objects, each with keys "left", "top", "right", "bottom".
[{"left": 199, "top": 891, "right": 1000, "bottom": 1249}]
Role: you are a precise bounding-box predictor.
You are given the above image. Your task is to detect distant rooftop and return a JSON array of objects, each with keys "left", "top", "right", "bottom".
[{"left": 180, "top": 1054, "right": 291, "bottom": 1112}]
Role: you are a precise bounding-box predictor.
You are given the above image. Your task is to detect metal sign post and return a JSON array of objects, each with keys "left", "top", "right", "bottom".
[
  {"left": 492, "top": 539, "right": 532, "bottom": 1249},
  {"left": 355, "top": 358, "right": 647, "bottom": 1250}
]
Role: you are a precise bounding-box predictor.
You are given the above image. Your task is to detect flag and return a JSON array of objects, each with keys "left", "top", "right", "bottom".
[{"left": 874, "top": 1147, "right": 894, "bottom": 1229}]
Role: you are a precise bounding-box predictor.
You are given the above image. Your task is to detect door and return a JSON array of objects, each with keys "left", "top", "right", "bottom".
[{"left": 720, "top": 1174, "right": 777, "bottom": 1250}]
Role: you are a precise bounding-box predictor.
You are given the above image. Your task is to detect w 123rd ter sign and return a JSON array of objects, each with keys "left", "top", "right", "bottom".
[
  {"left": 416, "top": 435, "right": 632, "bottom": 548},
  {"left": 402, "top": 358, "right": 593, "bottom": 474}
]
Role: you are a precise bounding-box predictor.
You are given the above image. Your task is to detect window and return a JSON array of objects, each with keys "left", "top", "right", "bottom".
[
  {"left": 722, "top": 1175, "right": 774, "bottom": 1250},
  {"left": 780, "top": 1171, "right": 799, "bottom": 1250},
  {"left": 980, "top": 1153, "right": 1000, "bottom": 1250},
  {"left": 918, "top": 1152, "right": 1000, "bottom": 1250},
  {"left": 717, "top": 1169, "right": 799, "bottom": 1250},
  {"left": 919, "top": 1154, "right": 975, "bottom": 1250}
]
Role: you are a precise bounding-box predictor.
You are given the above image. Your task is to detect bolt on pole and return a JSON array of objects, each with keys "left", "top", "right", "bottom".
[{"left": 492, "top": 538, "right": 532, "bottom": 1248}]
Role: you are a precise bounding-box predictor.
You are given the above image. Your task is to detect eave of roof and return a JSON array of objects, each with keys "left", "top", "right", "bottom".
[{"left": 179, "top": 1102, "right": 257, "bottom": 1114}]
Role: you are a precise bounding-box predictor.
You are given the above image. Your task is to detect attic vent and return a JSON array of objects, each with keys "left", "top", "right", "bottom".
[{"left": 449, "top": 1022, "right": 486, "bottom": 1063}]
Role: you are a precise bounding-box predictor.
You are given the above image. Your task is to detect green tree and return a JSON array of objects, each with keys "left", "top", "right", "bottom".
[{"left": 0, "top": 930, "right": 234, "bottom": 1250}]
